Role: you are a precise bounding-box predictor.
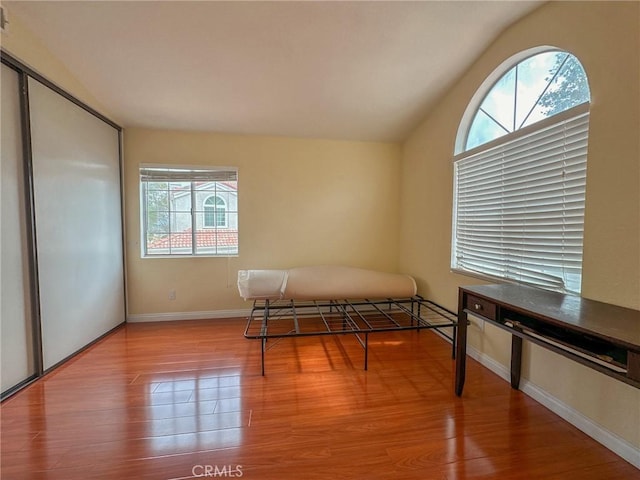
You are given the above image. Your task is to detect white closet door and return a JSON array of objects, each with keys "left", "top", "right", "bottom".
[
  {"left": 1, "top": 65, "right": 35, "bottom": 391},
  {"left": 29, "top": 78, "right": 124, "bottom": 370}
]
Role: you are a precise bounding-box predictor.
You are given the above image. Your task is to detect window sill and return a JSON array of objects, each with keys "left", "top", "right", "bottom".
[
  {"left": 450, "top": 267, "right": 578, "bottom": 295},
  {"left": 141, "top": 254, "right": 239, "bottom": 259}
]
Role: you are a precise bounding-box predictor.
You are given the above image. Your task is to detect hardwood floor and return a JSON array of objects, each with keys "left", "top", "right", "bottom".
[{"left": 1, "top": 318, "right": 638, "bottom": 479}]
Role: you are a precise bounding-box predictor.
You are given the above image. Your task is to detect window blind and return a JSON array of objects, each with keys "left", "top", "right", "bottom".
[
  {"left": 452, "top": 105, "right": 589, "bottom": 293},
  {"left": 140, "top": 165, "right": 237, "bottom": 183}
]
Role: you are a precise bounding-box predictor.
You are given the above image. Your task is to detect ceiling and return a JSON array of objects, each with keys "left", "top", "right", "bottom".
[{"left": 5, "top": 1, "right": 542, "bottom": 142}]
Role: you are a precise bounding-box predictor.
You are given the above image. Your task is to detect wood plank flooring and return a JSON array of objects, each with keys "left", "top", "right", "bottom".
[{"left": 1, "top": 318, "right": 638, "bottom": 479}]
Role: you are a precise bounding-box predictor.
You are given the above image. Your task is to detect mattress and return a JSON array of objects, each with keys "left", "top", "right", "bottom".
[{"left": 237, "top": 266, "right": 417, "bottom": 301}]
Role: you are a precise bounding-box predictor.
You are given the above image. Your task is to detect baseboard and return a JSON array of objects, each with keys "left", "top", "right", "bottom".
[
  {"left": 126, "top": 309, "right": 251, "bottom": 323},
  {"left": 465, "top": 344, "right": 640, "bottom": 469}
]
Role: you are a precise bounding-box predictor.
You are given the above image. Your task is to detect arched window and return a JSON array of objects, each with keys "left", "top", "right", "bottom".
[
  {"left": 452, "top": 48, "right": 590, "bottom": 294},
  {"left": 204, "top": 195, "right": 226, "bottom": 228}
]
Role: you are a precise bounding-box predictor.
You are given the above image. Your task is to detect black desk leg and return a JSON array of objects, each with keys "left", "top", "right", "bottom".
[
  {"left": 511, "top": 334, "right": 523, "bottom": 389},
  {"left": 455, "top": 292, "right": 468, "bottom": 396}
]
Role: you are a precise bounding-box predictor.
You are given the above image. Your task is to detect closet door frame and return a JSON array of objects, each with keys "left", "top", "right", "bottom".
[
  {"left": 1, "top": 61, "right": 41, "bottom": 398},
  {"left": 0, "top": 50, "right": 126, "bottom": 400}
]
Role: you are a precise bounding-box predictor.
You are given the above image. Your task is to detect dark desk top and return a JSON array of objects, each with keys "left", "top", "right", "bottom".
[{"left": 461, "top": 284, "right": 640, "bottom": 349}]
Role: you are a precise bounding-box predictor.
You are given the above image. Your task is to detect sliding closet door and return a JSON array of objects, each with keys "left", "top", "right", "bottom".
[
  {"left": 28, "top": 78, "right": 124, "bottom": 370},
  {"left": 1, "top": 65, "right": 36, "bottom": 391}
]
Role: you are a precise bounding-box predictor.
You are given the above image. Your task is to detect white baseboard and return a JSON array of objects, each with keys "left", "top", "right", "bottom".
[
  {"left": 126, "top": 309, "right": 251, "bottom": 323},
  {"left": 466, "top": 344, "right": 640, "bottom": 469}
]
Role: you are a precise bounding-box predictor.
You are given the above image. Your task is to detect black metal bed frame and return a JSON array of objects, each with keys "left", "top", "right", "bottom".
[{"left": 243, "top": 296, "right": 458, "bottom": 375}]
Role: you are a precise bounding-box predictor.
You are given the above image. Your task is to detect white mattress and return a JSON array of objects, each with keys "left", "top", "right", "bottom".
[
  {"left": 237, "top": 266, "right": 417, "bottom": 300},
  {"left": 237, "top": 269, "right": 289, "bottom": 300}
]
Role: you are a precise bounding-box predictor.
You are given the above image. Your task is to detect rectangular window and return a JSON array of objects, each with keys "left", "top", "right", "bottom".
[
  {"left": 140, "top": 165, "right": 238, "bottom": 257},
  {"left": 452, "top": 107, "right": 589, "bottom": 294}
]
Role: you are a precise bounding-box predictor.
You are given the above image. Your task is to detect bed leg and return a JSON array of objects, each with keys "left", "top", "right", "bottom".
[
  {"left": 364, "top": 333, "right": 369, "bottom": 370},
  {"left": 261, "top": 337, "right": 266, "bottom": 376}
]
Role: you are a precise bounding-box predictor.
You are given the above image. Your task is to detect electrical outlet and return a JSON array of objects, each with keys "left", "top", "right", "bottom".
[{"left": 168, "top": 289, "right": 176, "bottom": 301}]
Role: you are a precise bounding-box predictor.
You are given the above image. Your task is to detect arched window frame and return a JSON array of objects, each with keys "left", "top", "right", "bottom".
[
  {"left": 451, "top": 47, "right": 591, "bottom": 294},
  {"left": 204, "top": 195, "right": 227, "bottom": 228},
  {"left": 455, "top": 46, "right": 590, "bottom": 154}
]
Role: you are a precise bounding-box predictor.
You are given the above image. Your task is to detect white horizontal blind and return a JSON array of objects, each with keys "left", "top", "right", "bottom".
[
  {"left": 140, "top": 165, "right": 237, "bottom": 183},
  {"left": 452, "top": 105, "right": 589, "bottom": 293}
]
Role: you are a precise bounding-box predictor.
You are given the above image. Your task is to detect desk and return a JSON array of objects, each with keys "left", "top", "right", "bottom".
[{"left": 455, "top": 284, "right": 640, "bottom": 396}]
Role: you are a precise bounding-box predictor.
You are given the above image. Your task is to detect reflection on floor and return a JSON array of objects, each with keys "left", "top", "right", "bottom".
[{"left": 1, "top": 318, "right": 637, "bottom": 479}]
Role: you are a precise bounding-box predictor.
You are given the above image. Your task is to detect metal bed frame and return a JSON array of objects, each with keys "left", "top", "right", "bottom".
[{"left": 243, "top": 296, "right": 458, "bottom": 375}]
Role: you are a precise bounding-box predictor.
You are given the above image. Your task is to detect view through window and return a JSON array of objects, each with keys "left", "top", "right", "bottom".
[{"left": 140, "top": 166, "right": 238, "bottom": 256}]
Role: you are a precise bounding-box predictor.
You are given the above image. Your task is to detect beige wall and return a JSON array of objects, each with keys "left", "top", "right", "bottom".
[
  {"left": 399, "top": 1, "right": 639, "bottom": 448},
  {"left": 124, "top": 129, "right": 401, "bottom": 315}
]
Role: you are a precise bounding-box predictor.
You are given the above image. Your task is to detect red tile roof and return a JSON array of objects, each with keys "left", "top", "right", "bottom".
[{"left": 149, "top": 229, "right": 238, "bottom": 249}]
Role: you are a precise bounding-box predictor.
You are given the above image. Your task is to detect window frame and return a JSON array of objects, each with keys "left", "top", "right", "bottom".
[
  {"left": 451, "top": 48, "right": 590, "bottom": 294},
  {"left": 455, "top": 46, "right": 562, "bottom": 155},
  {"left": 139, "top": 164, "right": 238, "bottom": 258},
  {"left": 203, "top": 195, "right": 227, "bottom": 229}
]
